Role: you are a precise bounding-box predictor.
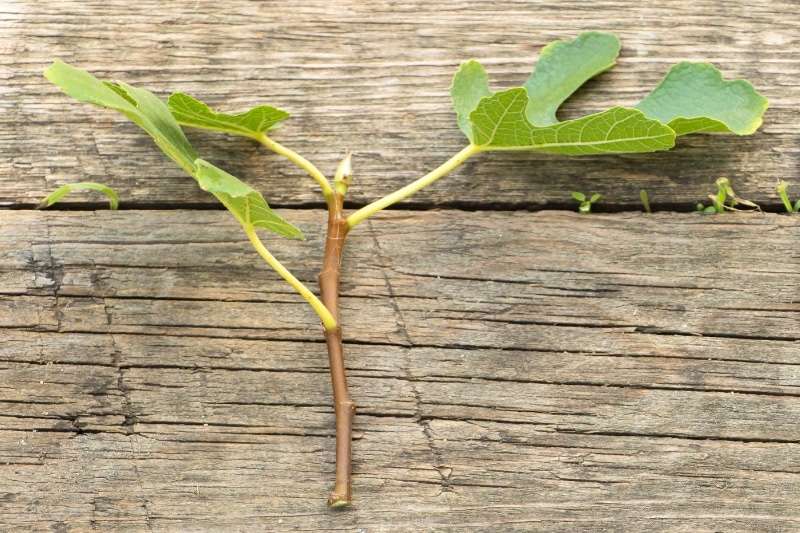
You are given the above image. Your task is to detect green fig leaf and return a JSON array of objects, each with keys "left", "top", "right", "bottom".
[
  {"left": 470, "top": 88, "right": 675, "bottom": 154},
  {"left": 195, "top": 160, "right": 304, "bottom": 239},
  {"left": 168, "top": 92, "right": 290, "bottom": 139},
  {"left": 452, "top": 33, "right": 767, "bottom": 151},
  {"left": 44, "top": 60, "right": 198, "bottom": 175},
  {"left": 523, "top": 31, "right": 621, "bottom": 126},
  {"left": 44, "top": 60, "right": 302, "bottom": 239},
  {"left": 635, "top": 62, "right": 769, "bottom": 135}
]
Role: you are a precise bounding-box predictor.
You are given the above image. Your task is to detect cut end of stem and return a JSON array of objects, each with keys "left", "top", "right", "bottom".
[{"left": 327, "top": 490, "right": 351, "bottom": 508}]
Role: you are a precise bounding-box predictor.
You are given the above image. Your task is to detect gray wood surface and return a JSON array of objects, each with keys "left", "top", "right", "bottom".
[
  {"left": 3, "top": 0, "right": 798, "bottom": 210},
  {"left": 2, "top": 1, "right": 800, "bottom": 531},
  {"left": 2, "top": 209, "right": 799, "bottom": 532}
]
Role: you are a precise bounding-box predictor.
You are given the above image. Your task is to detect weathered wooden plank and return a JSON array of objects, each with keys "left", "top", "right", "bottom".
[
  {"left": 4, "top": 209, "right": 798, "bottom": 340},
  {"left": 4, "top": 0, "right": 799, "bottom": 530},
  {"left": 1, "top": 208, "right": 799, "bottom": 530},
  {"left": 3, "top": 0, "right": 797, "bottom": 210},
  {"left": 2, "top": 418, "right": 799, "bottom": 532}
]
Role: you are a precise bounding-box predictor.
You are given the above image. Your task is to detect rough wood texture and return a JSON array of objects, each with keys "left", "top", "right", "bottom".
[
  {"left": 3, "top": 1, "right": 800, "bottom": 531},
  {"left": 2, "top": 209, "right": 799, "bottom": 531},
  {"left": 2, "top": 0, "right": 798, "bottom": 210}
]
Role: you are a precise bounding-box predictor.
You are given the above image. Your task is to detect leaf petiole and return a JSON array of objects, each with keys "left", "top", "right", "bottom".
[
  {"left": 256, "top": 132, "right": 333, "bottom": 199},
  {"left": 347, "top": 143, "right": 481, "bottom": 228},
  {"left": 244, "top": 225, "right": 338, "bottom": 331}
]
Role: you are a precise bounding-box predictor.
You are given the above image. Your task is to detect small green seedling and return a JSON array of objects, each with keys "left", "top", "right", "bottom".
[
  {"left": 43, "top": 32, "right": 768, "bottom": 507},
  {"left": 38, "top": 182, "right": 119, "bottom": 210},
  {"left": 572, "top": 191, "right": 602, "bottom": 214},
  {"left": 639, "top": 189, "right": 652, "bottom": 214},
  {"left": 697, "top": 177, "right": 761, "bottom": 213},
  {"left": 697, "top": 177, "right": 728, "bottom": 212},
  {"left": 776, "top": 180, "right": 800, "bottom": 213}
]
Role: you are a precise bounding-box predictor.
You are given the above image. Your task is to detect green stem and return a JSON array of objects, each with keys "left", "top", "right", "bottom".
[
  {"left": 256, "top": 133, "right": 334, "bottom": 199},
  {"left": 244, "top": 225, "right": 338, "bottom": 331},
  {"left": 346, "top": 144, "right": 481, "bottom": 228}
]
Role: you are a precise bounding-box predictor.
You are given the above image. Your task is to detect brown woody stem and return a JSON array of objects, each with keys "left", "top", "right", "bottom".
[{"left": 319, "top": 190, "right": 354, "bottom": 507}]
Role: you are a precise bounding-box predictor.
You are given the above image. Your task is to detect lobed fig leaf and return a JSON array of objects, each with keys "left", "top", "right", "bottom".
[
  {"left": 451, "top": 32, "right": 768, "bottom": 153},
  {"left": 44, "top": 60, "right": 303, "bottom": 239},
  {"left": 169, "top": 92, "right": 290, "bottom": 139}
]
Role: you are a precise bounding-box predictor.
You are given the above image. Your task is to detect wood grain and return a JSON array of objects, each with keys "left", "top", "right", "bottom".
[
  {"left": 2, "top": 0, "right": 798, "bottom": 211},
  {"left": 3, "top": 0, "right": 799, "bottom": 530},
  {"left": 1, "top": 209, "right": 799, "bottom": 531}
]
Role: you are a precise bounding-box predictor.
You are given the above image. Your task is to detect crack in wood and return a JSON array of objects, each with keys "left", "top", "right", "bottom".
[
  {"left": 554, "top": 429, "right": 800, "bottom": 445},
  {"left": 372, "top": 217, "right": 456, "bottom": 495}
]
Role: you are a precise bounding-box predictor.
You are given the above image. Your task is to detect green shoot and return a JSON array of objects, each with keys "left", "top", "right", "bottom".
[
  {"left": 640, "top": 190, "right": 652, "bottom": 214},
  {"left": 572, "top": 191, "right": 602, "bottom": 214},
  {"left": 776, "top": 180, "right": 800, "bottom": 213},
  {"left": 333, "top": 152, "right": 353, "bottom": 196},
  {"left": 43, "top": 31, "right": 770, "bottom": 507},
  {"left": 697, "top": 177, "right": 761, "bottom": 213},
  {"left": 38, "top": 182, "right": 119, "bottom": 210},
  {"left": 714, "top": 177, "right": 731, "bottom": 212}
]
